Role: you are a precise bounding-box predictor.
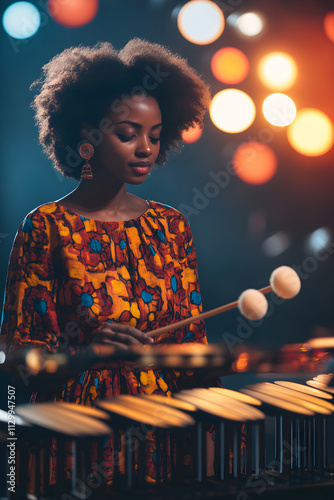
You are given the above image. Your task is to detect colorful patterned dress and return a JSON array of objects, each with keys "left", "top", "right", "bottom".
[{"left": 0, "top": 199, "right": 207, "bottom": 483}]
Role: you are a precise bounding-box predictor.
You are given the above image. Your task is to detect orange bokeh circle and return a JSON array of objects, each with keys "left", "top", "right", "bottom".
[
  {"left": 324, "top": 11, "right": 334, "bottom": 42},
  {"left": 232, "top": 141, "right": 277, "bottom": 185},
  {"left": 182, "top": 125, "right": 203, "bottom": 143},
  {"left": 48, "top": 0, "right": 99, "bottom": 28},
  {"left": 211, "top": 47, "right": 249, "bottom": 84},
  {"left": 258, "top": 52, "right": 297, "bottom": 91},
  {"left": 287, "top": 108, "right": 334, "bottom": 156}
]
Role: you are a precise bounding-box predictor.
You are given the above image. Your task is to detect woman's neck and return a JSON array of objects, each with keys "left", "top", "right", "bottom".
[
  {"left": 63, "top": 179, "right": 127, "bottom": 211},
  {"left": 56, "top": 181, "right": 148, "bottom": 221}
]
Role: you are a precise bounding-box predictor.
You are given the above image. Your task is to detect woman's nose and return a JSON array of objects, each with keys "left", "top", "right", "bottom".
[{"left": 135, "top": 137, "right": 152, "bottom": 157}]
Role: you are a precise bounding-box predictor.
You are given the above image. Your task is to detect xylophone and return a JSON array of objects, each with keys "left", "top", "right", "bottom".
[{"left": 1, "top": 358, "right": 334, "bottom": 499}]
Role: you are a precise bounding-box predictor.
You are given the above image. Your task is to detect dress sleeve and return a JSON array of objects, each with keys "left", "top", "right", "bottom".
[
  {"left": 0, "top": 210, "right": 61, "bottom": 355},
  {"left": 177, "top": 216, "right": 207, "bottom": 345}
]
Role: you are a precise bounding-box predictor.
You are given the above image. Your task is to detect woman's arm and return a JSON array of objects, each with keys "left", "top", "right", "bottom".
[
  {"left": 0, "top": 210, "right": 65, "bottom": 392},
  {"left": 0, "top": 211, "right": 61, "bottom": 355}
]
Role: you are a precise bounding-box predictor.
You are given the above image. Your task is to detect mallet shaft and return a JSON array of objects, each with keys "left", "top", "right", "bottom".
[{"left": 146, "top": 285, "right": 273, "bottom": 337}]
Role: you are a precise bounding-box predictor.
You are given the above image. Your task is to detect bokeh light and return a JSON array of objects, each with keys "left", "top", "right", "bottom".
[
  {"left": 258, "top": 52, "right": 297, "bottom": 90},
  {"left": 287, "top": 108, "right": 334, "bottom": 156},
  {"left": 182, "top": 125, "right": 203, "bottom": 143},
  {"left": 210, "top": 89, "right": 256, "bottom": 133},
  {"left": 306, "top": 227, "right": 332, "bottom": 253},
  {"left": 262, "top": 231, "right": 290, "bottom": 257},
  {"left": 232, "top": 141, "right": 277, "bottom": 185},
  {"left": 226, "top": 13, "right": 239, "bottom": 27},
  {"left": 177, "top": 0, "right": 225, "bottom": 45},
  {"left": 236, "top": 12, "right": 264, "bottom": 36},
  {"left": 324, "top": 11, "right": 334, "bottom": 42},
  {"left": 0, "top": 350, "right": 6, "bottom": 364},
  {"left": 211, "top": 47, "right": 249, "bottom": 84},
  {"left": 48, "top": 0, "right": 99, "bottom": 28},
  {"left": 2, "top": 1, "right": 41, "bottom": 39},
  {"left": 263, "top": 93, "right": 297, "bottom": 127},
  {"left": 234, "top": 352, "right": 249, "bottom": 372}
]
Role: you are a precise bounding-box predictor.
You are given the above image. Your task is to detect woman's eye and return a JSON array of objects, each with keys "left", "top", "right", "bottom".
[
  {"left": 117, "top": 134, "right": 135, "bottom": 142},
  {"left": 150, "top": 137, "right": 160, "bottom": 144}
]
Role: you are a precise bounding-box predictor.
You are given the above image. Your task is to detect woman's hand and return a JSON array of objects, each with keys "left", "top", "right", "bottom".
[{"left": 90, "top": 322, "right": 154, "bottom": 350}]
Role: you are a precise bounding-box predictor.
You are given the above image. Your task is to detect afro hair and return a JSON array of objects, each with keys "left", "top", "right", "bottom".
[{"left": 31, "top": 38, "right": 211, "bottom": 180}]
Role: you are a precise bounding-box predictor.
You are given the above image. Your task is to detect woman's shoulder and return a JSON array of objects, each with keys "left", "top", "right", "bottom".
[
  {"left": 19, "top": 201, "right": 65, "bottom": 232},
  {"left": 25, "top": 201, "right": 59, "bottom": 218},
  {"left": 148, "top": 200, "right": 192, "bottom": 244},
  {"left": 149, "top": 200, "right": 189, "bottom": 223},
  {"left": 12, "top": 203, "right": 62, "bottom": 250}
]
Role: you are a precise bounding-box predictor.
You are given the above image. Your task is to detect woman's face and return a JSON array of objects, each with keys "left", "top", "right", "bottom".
[{"left": 87, "top": 95, "right": 162, "bottom": 185}]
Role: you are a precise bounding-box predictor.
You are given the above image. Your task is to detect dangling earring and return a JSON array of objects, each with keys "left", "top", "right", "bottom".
[{"left": 79, "top": 143, "right": 94, "bottom": 179}]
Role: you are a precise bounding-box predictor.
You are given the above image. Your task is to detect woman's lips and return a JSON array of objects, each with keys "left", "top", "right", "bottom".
[{"left": 128, "top": 162, "right": 151, "bottom": 174}]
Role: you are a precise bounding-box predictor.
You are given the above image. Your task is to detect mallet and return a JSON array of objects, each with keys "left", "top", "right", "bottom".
[{"left": 146, "top": 265, "right": 301, "bottom": 337}]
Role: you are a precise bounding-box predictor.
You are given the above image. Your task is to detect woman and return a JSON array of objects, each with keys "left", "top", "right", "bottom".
[{"left": 0, "top": 38, "right": 211, "bottom": 484}]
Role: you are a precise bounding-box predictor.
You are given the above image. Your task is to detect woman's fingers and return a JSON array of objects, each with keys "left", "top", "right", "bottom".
[
  {"left": 111, "top": 324, "right": 154, "bottom": 344},
  {"left": 99, "top": 323, "right": 154, "bottom": 345},
  {"left": 100, "top": 330, "right": 141, "bottom": 345}
]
